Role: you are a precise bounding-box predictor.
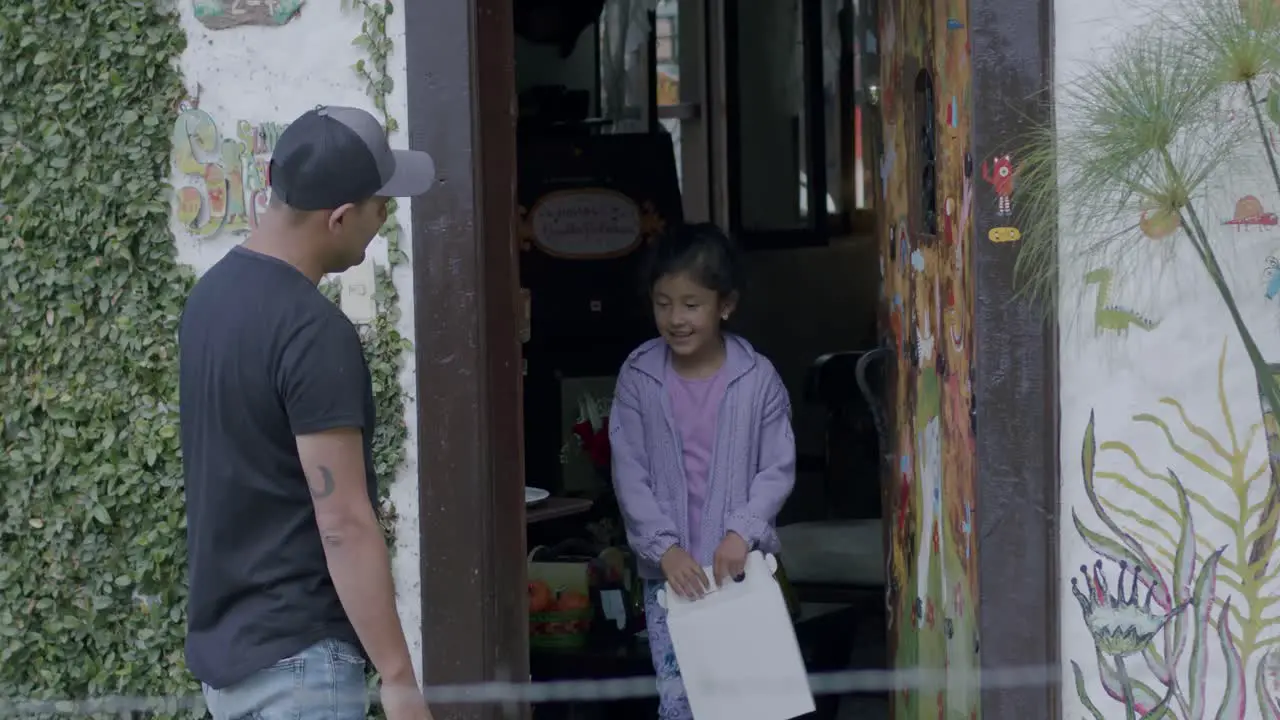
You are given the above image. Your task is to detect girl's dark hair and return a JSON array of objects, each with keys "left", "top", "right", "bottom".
[{"left": 642, "top": 222, "right": 745, "bottom": 297}]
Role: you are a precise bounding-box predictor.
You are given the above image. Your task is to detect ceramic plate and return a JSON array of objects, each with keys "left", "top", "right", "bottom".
[{"left": 525, "top": 486, "right": 550, "bottom": 506}]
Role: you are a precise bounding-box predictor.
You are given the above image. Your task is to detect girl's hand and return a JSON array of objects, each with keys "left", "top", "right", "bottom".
[
  {"left": 660, "top": 546, "right": 710, "bottom": 599},
  {"left": 713, "top": 532, "right": 749, "bottom": 584}
]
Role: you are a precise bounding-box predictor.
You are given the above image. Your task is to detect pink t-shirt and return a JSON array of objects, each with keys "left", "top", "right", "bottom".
[{"left": 666, "top": 363, "right": 729, "bottom": 558}]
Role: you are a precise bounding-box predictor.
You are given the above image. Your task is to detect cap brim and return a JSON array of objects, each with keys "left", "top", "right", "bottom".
[{"left": 375, "top": 149, "right": 436, "bottom": 198}]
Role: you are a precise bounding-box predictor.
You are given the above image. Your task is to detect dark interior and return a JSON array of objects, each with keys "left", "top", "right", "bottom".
[{"left": 512, "top": 1, "right": 889, "bottom": 718}]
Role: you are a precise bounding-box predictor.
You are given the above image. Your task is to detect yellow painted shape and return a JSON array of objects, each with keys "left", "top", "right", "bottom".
[{"left": 988, "top": 226, "right": 1021, "bottom": 243}]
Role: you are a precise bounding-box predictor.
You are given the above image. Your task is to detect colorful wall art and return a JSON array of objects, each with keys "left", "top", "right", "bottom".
[
  {"left": 170, "top": 100, "right": 289, "bottom": 239},
  {"left": 877, "top": 0, "right": 979, "bottom": 717},
  {"left": 192, "top": 0, "right": 304, "bottom": 31},
  {"left": 1066, "top": 345, "right": 1280, "bottom": 719},
  {"left": 1056, "top": 2, "right": 1280, "bottom": 716}
]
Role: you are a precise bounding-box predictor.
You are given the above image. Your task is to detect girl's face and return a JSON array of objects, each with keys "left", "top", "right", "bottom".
[{"left": 651, "top": 271, "right": 737, "bottom": 359}]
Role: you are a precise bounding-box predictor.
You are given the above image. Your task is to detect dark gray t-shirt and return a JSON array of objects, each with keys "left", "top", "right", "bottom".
[{"left": 179, "top": 245, "right": 377, "bottom": 689}]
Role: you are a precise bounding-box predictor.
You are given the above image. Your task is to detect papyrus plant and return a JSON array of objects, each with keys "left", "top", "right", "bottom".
[{"left": 1011, "top": 8, "right": 1280, "bottom": 450}]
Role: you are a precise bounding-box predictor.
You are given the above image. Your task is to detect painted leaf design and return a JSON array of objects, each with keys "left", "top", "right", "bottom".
[
  {"left": 1094, "top": 648, "right": 1165, "bottom": 716},
  {"left": 1257, "top": 650, "right": 1280, "bottom": 720},
  {"left": 1144, "top": 646, "right": 1173, "bottom": 686},
  {"left": 1214, "top": 598, "right": 1245, "bottom": 720},
  {"left": 1168, "top": 469, "right": 1195, "bottom": 666},
  {"left": 1145, "top": 682, "right": 1180, "bottom": 720},
  {"left": 1187, "top": 546, "right": 1226, "bottom": 720},
  {"left": 1073, "top": 660, "right": 1106, "bottom": 720},
  {"left": 1082, "top": 411, "right": 1171, "bottom": 609},
  {"left": 1074, "top": 509, "right": 1144, "bottom": 568}
]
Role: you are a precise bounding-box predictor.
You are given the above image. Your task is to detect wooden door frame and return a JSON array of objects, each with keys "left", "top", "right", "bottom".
[
  {"left": 703, "top": 0, "right": 1062, "bottom": 713},
  {"left": 402, "top": 0, "right": 1061, "bottom": 717},
  {"left": 705, "top": 0, "right": 1062, "bottom": 713},
  {"left": 404, "top": 1, "right": 528, "bottom": 719},
  {"left": 970, "top": 0, "right": 1060, "bottom": 715}
]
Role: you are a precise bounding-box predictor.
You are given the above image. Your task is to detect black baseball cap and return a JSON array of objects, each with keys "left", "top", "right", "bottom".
[{"left": 268, "top": 105, "right": 436, "bottom": 211}]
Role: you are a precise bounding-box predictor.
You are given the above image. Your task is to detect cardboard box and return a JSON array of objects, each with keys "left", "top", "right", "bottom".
[{"left": 528, "top": 558, "right": 593, "bottom": 649}]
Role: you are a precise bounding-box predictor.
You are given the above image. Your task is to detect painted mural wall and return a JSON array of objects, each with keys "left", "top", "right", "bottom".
[
  {"left": 1056, "top": 4, "right": 1280, "bottom": 718},
  {"left": 877, "top": 0, "right": 979, "bottom": 717},
  {"left": 167, "top": 0, "right": 427, "bottom": 682}
]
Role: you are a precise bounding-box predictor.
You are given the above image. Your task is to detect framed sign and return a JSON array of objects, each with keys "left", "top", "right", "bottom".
[{"left": 528, "top": 188, "right": 643, "bottom": 260}]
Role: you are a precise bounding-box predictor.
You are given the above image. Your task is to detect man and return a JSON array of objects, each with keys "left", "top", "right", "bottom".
[{"left": 179, "top": 106, "right": 435, "bottom": 720}]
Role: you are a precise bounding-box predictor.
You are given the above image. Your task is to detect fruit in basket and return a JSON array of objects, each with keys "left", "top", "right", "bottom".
[
  {"left": 529, "top": 580, "right": 554, "bottom": 613},
  {"left": 557, "top": 590, "right": 590, "bottom": 612}
]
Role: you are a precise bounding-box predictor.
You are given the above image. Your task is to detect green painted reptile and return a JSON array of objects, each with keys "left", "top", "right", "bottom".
[{"left": 1084, "top": 267, "right": 1160, "bottom": 334}]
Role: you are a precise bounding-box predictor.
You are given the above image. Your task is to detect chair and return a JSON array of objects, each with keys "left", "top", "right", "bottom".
[
  {"left": 778, "top": 347, "right": 889, "bottom": 601},
  {"left": 777, "top": 347, "right": 891, "bottom": 719}
]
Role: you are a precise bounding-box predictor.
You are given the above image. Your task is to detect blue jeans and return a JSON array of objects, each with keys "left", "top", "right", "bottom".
[{"left": 202, "top": 638, "right": 368, "bottom": 720}]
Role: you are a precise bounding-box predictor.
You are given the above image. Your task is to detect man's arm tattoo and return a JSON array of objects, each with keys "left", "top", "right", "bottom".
[{"left": 310, "top": 465, "right": 337, "bottom": 499}]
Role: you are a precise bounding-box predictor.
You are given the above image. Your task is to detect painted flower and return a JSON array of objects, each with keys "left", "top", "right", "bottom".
[{"left": 1071, "top": 560, "right": 1175, "bottom": 657}]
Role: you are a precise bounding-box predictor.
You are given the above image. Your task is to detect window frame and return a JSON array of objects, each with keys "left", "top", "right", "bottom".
[
  {"left": 655, "top": 15, "right": 677, "bottom": 63},
  {"left": 716, "top": 0, "right": 878, "bottom": 249}
]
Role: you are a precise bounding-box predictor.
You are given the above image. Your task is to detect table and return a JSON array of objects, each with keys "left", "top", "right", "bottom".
[{"left": 527, "top": 496, "right": 594, "bottom": 524}]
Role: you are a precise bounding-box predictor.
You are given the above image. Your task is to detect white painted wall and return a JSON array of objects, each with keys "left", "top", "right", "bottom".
[
  {"left": 168, "top": 0, "right": 423, "bottom": 682},
  {"left": 1056, "top": 4, "right": 1280, "bottom": 718}
]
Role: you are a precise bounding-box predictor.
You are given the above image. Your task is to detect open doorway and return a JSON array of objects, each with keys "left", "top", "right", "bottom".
[
  {"left": 512, "top": 1, "right": 890, "bottom": 718},
  {"left": 407, "top": 0, "right": 1059, "bottom": 716}
]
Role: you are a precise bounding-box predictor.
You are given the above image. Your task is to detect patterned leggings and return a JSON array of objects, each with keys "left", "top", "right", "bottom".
[{"left": 643, "top": 580, "right": 694, "bottom": 720}]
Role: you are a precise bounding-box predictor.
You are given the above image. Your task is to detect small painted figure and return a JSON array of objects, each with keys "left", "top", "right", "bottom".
[{"left": 981, "top": 155, "right": 1015, "bottom": 216}]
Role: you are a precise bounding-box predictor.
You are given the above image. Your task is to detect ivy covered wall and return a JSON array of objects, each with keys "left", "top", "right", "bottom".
[{"left": 0, "top": 0, "right": 420, "bottom": 709}]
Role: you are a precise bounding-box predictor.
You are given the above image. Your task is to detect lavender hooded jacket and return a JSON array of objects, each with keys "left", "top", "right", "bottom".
[{"left": 609, "top": 334, "right": 796, "bottom": 579}]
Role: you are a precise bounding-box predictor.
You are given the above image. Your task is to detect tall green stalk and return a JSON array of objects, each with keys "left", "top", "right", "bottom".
[
  {"left": 1238, "top": 79, "right": 1280, "bottom": 418},
  {"left": 1245, "top": 79, "right": 1280, "bottom": 190},
  {"left": 1116, "top": 656, "right": 1139, "bottom": 720},
  {"left": 1178, "top": 202, "right": 1280, "bottom": 428},
  {"left": 1182, "top": 115, "right": 1280, "bottom": 600},
  {"left": 1157, "top": 139, "right": 1280, "bottom": 505}
]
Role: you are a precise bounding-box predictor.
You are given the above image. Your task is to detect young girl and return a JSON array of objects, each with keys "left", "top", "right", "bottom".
[{"left": 609, "top": 222, "right": 796, "bottom": 719}]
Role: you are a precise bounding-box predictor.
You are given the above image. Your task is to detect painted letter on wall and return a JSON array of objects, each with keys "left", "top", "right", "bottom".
[{"left": 171, "top": 101, "right": 288, "bottom": 240}]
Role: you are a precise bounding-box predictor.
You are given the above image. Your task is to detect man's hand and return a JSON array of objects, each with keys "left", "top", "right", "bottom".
[
  {"left": 382, "top": 679, "right": 432, "bottom": 720},
  {"left": 713, "top": 532, "right": 749, "bottom": 584},
  {"left": 660, "top": 546, "right": 710, "bottom": 599}
]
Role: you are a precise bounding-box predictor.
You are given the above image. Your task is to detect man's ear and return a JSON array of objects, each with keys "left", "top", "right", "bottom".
[{"left": 327, "top": 203, "right": 357, "bottom": 233}]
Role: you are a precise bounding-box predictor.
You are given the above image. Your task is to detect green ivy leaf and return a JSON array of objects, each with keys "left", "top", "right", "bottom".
[
  {"left": 0, "top": 1, "right": 407, "bottom": 714},
  {"left": 1, "top": 0, "right": 196, "bottom": 708}
]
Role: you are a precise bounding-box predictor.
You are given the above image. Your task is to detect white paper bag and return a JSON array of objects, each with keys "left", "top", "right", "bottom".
[{"left": 659, "top": 551, "right": 815, "bottom": 720}]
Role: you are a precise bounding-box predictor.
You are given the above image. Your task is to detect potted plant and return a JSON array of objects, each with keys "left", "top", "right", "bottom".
[{"left": 565, "top": 392, "right": 612, "bottom": 475}]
